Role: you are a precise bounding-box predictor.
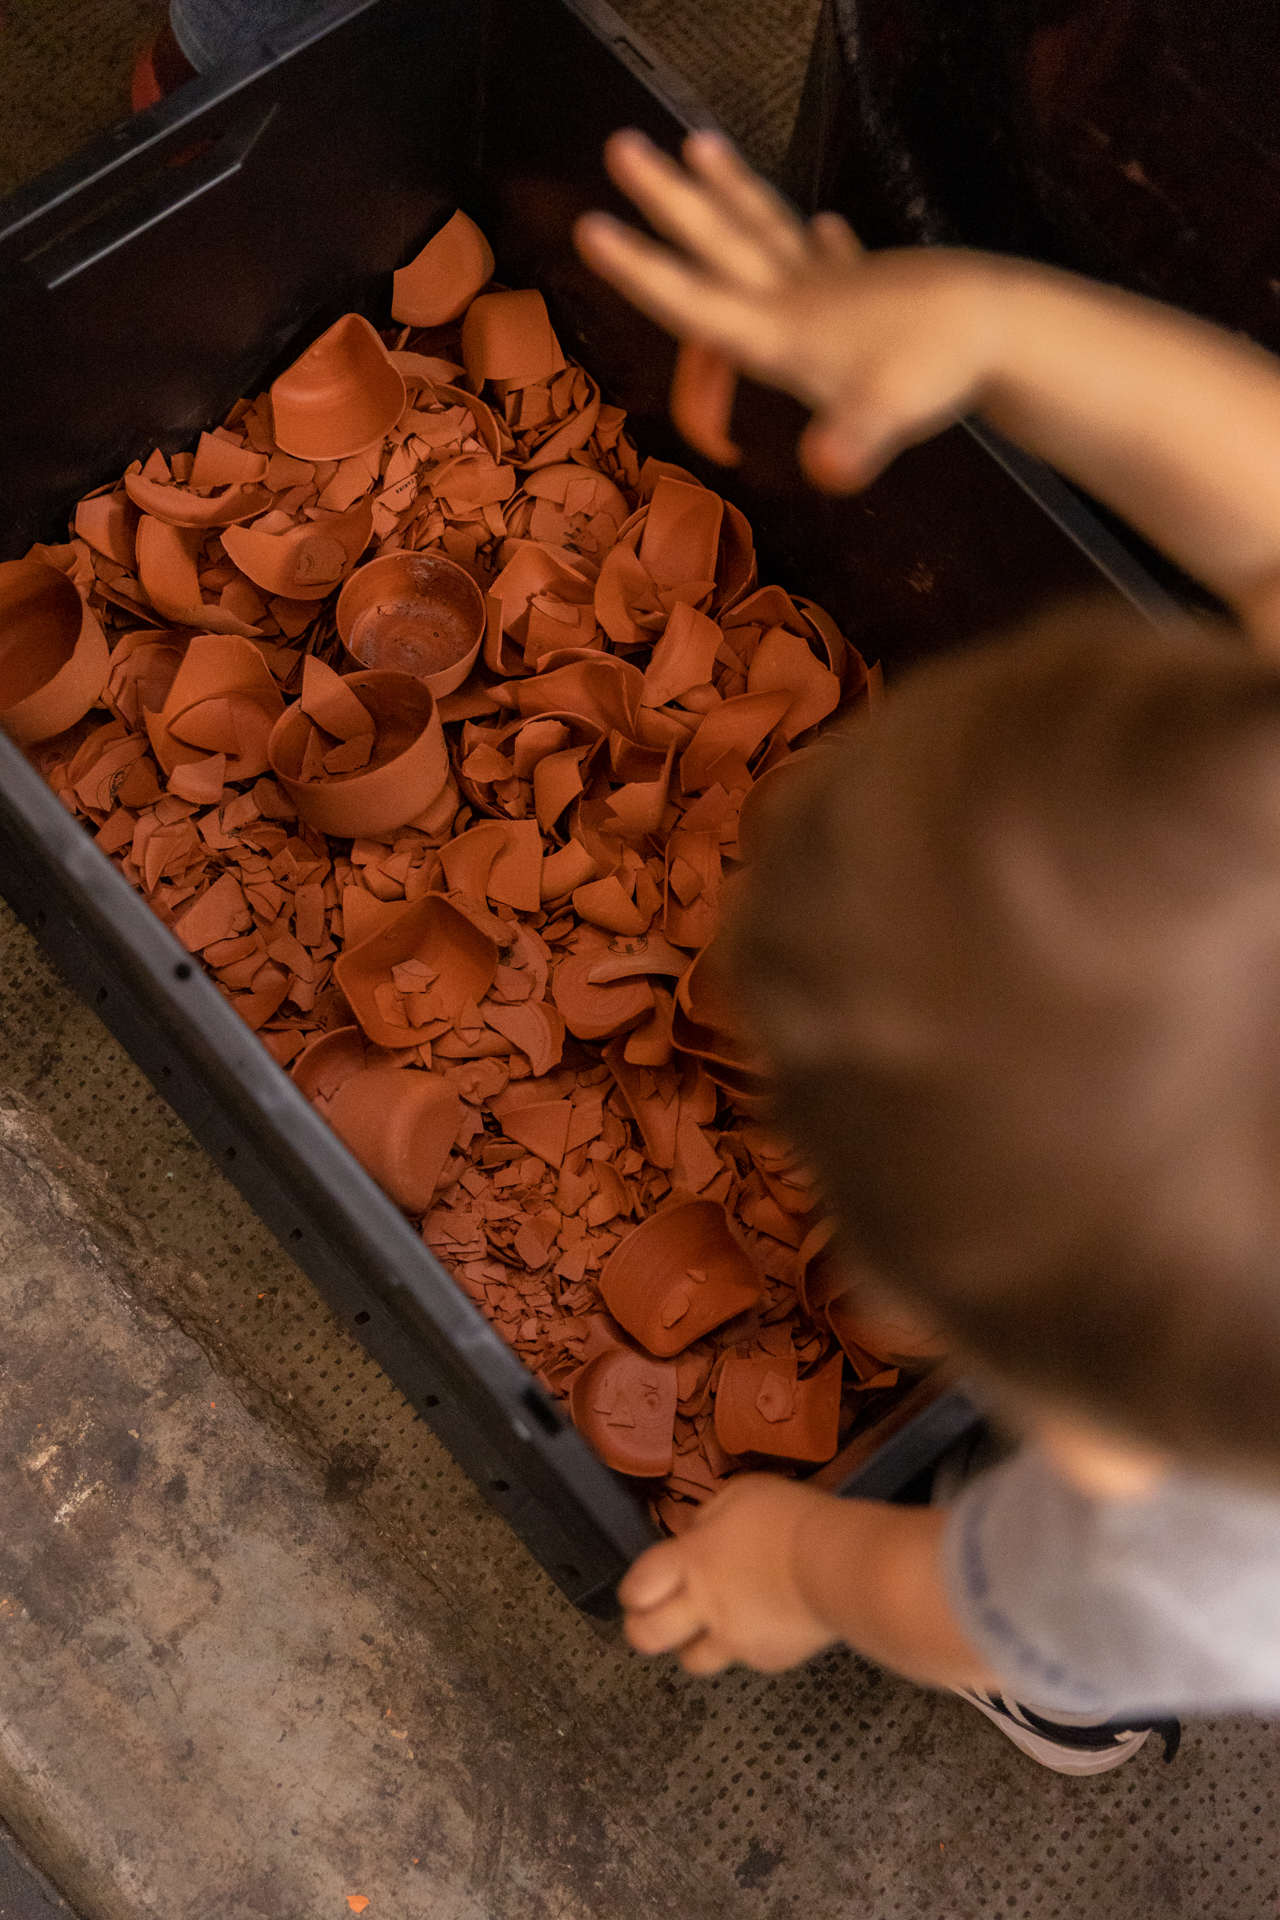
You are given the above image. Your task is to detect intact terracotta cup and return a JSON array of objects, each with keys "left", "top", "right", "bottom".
[
  {"left": 270, "top": 313, "right": 406, "bottom": 461},
  {"left": 292, "top": 1028, "right": 462, "bottom": 1212},
  {"left": 336, "top": 551, "right": 486, "bottom": 698},
  {"left": 268, "top": 668, "right": 450, "bottom": 837},
  {"left": 569, "top": 1346, "right": 679, "bottom": 1477},
  {"left": 600, "top": 1197, "right": 765, "bottom": 1358},
  {"left": 0, "top": 559, "right": 110, "bottom": 747}
]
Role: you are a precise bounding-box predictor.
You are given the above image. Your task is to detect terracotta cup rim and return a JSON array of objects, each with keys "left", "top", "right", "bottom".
[{"left": 335, "top": 551, "right": 486, "bottom": 700}]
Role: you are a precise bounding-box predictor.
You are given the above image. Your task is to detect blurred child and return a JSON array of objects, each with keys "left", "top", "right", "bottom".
[{"left": 574, "top": 130, "right": 1280, "bottom": 1772}]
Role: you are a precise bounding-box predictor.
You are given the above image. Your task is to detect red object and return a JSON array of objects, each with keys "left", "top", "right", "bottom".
[{"left": 131, "top": 26, "right": 197, "bottom": 113}]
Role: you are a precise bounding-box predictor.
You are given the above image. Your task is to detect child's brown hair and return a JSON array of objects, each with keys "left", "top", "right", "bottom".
[{"left": 731, "top": 601, "right": 1280, "bottom": 1475}]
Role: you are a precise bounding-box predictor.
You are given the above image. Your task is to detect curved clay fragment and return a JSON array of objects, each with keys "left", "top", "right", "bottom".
[
  {"left": 222, "top": 499, "right": 373, "bottom": 602},
  {"left": 600, "top": 1198, "right": 764, "bottom": 1358},
  {"left": 123, "top": 469, "right": 274, "bottom": 528},
  {"left": 392, "top": 210, "right": 495, "bottom": 327},
  {"left": 712, "top": 1348, "right": 843, "bottom": 1463},
  {"left": 271, "top": 313, "right": 407, "bottom": 461},
  {"left": 461, "top": 289, "right": 561, "bottom": 386},
  {"left": 134, "top": 517, "right": 261, "bottom": 635},
  {"left": 144, "top": 633, "right": 285, "bottom": 782},
  {"left": 333, "top": 892, "right": 499, "bottom": 1049},
  {"left": 0, "top": 559, "right": 110, "bottom": 746},
  {"left": 269, "top": 664, "right": 450, "bottom": 837},
  {"left": 569, "top": 1346, "right": 678, "bottom": 1476},
  {"left": 325, "top": 1063, "right": 461, "bottom": 1213},
  {"left": 669, "top": 339, "right": 742, "bottom": 467},
  {"left": 336, "top": 550, "right": 485, "bottom": 696}
]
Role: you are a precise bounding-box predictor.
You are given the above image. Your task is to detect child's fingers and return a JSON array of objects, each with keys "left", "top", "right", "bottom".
[
  {"left": 602, "top": 132, "right": 783, "bottom": 293},
  {"left": 574, "top": 215, "right": 772, "bottom": 366},
  {"left": 680, "top": 129, "right": 813, "bottom": 272},
  {"left": 617, "top": 1536, "right": 686, "bottom": 1611},
  {"left": 678, "top": 1631, "right": 732, "bottom": 1676},
  {"left": 811, "top": 209, "right": 863, "bottom": 264},
  {"left": 625, "top": 1592, "right": 707, "bottom": 1656}
]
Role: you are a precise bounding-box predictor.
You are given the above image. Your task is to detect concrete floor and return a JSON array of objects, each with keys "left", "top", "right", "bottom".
[{"left": 4, "top": 3, "right": 1280, "bottom": 1917}]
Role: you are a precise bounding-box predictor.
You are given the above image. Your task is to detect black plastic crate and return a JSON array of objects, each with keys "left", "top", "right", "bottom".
[{"left": 0, "top": 0, "right": 1164, "bottom": 1611}]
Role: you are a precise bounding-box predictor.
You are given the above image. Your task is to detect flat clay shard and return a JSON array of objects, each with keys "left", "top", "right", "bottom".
[
  {"left": 39, "top": 258, "right": 897, "bottom": 1533},
  {"left": 334, "top": 893, "right": 499, "bottom": 1048},
  {"left": 269, "top": 665, "right": 450, "bottom": 837},
  {"left": 600, "top": 1198, "right": 765, "bottom": 1358},
  {"left": 337, "top": 551, "right": 485, "bottom": 696},
  {"left": 271, "top": 314, "right": 407, "bottom": 461},
  {"left": 569, "top": 1346, "right": 678, "bottom": 1476},
  {"left": 713, "top": 1349, "right": 844, "bottom": 1462},
  {"left": 0, "top": 559, "right": 110, "bottom": 745},
  {"left": 392, "top": 210, "right": 495, "bottom": 327}
]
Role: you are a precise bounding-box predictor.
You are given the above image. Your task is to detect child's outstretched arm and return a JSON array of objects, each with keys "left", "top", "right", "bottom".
[
  {"left": 620, "top": 1472, "right": 999, "bottom": 1686},
  {"left": 575, "top": 130, "right": 1280, "bottom": 645}
]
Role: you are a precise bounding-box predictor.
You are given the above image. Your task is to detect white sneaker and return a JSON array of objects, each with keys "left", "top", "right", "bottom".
[{"left": 951, "top": 1687, "right": 1180, "bottom": 1775}]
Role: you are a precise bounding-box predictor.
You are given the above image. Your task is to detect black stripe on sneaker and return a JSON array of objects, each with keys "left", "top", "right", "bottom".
[{"left": 1010, "top": 1700, "right": 1181, "bottom": 1762}]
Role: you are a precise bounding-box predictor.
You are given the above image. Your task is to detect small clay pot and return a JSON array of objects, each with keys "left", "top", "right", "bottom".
[
  {"left": 600, "top": 1198, "right": 765, "bottom": 1358},
  {"left": 336, "top": 551, "right": 485, "bottom": 697},
  {"left": 0, "top": 559, "right": 110, "bottom": 746},
  {"left": 569, "top": 1346, "right": 678, "bottom": 1477},
  {"left": 333, "top": 892, "right": 499, "bottom": 1050},
  {"left": 461, "top": 288, "right": 559, "bottom": 386},
  {"left": 392, "top": 209, "right": 495, "bottom": 328},
  {"left": 712, "top": 1349, "right": 844, "bottom": 1463},
  {"left": 270, "top": 313, "right": 406, "bottom": 461},
  {"left": 268, "top": 669, "right": 450, "bottom": 838}
]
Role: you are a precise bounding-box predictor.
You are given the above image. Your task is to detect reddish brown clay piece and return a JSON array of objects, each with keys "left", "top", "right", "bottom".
[
  {"left": 270, "top": 313, "right": 407, "bottom": 460},
  {"left": 0, "top": 558, "right": 110, "bottom": 745},
  {"left": 568, "top": 1344, "right": 679, "bottom": 1476},
  {"left": 392, "top": 210, "right": 495, "bottom": 327},
  {"left": 336, "top": 551, "right": 486, "bottom": 695},
  {"left": 713, "top": 1348, "right": 844, "bottom": 1463},
  {"left": 333, "top": 892, "right": 499, "bottom": 1049},
  {"left": 600, "top": 1197, "right": 765, "bottom": 1358},
  {"left": 269, "top": 663, "right": 451, "bottom": 837},
  {"left": 670, "top": 339, "right": 742, "bottom": 467}
]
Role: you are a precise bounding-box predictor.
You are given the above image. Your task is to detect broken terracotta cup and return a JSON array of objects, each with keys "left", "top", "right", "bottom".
[
  {"left": 569, "top": 1345, "right": 678, "bottom": 1476},
  {"left": 333, "top": 893, "right": 499, "bottom": 1049},
  {"left": 461, "top": 289, "right": 561, "bottom": 387},
  {"left": 713, "top": 1348, "right": 844, "bottom": 1463},
  {"left": 144, "top": 633, "right": 284, "bottom": 783},
  {"left": 268, "top": 666, "right": 450, "bottom": 837},
  {"left": 270, "top": 314, "right": 407, "bottom": 461},
  {"left": 336, "top": 551, "right": 485, "bottom": 697},
  {"left": 600, "top": 1198, "right": 764, "bottom": 1358},
  {"left": 292, "top": 1027, "right": 461, "bottom": 1211},
  {"left": 0, "top": 558, "right": 110, "bottom": 746},
  {"left": 222, "top": 498, "right": 373, "bottom": 601},
  {"left": 392, "top": 210, "right": 495, "bottom": 327}
]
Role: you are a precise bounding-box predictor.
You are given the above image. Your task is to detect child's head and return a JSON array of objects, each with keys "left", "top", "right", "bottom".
[{"left": 731, "top": 600, "right": 1280, "bottom": 1479}]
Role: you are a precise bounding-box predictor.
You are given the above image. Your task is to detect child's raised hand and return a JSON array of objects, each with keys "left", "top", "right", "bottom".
[
  {"left": 574, "top": 129, "right": 1003, "bottom": 493},
  {"left": 619, "top": 1473, "right": 837, "bottom": 1674}
]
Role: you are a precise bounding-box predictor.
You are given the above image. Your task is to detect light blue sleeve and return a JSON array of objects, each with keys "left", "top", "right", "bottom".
[{"left": 941, "top": 1444, "right": 1280, "bottom": 1719}]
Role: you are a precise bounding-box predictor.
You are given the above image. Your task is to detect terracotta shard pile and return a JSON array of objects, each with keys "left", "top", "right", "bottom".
[{"left": 7, "top": 216, "right": 938, "bottom": 1533}]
